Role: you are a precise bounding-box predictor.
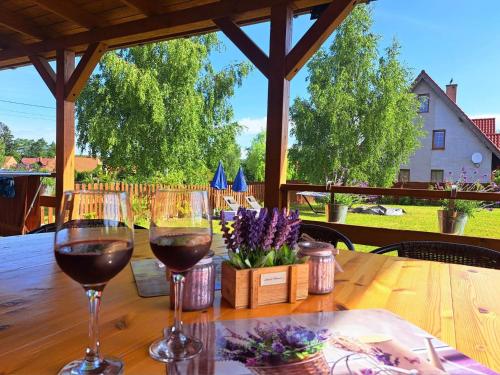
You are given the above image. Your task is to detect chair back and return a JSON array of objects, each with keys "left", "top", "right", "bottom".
[
  {"left": 223, "top": 196, "right": 240, "bottom": 211},
  {"left": 245, "top": 195, "right": 262, "bottom": 210},
  {"left": 371, "top": 241, "right": 500, "bottom": 270},
  {"left": 299, "top": 223, "right": 355, "bottom": 251},
  {"left": 28, "top": 222, "right": 146, "bottom": 234}
]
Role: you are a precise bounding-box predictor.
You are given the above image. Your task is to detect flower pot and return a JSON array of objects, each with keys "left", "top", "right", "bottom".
[
  {"left": 437, "top": 210, "right": 468, "bottom": 235},
  {"left": 247, "top": 352, "right": 330, "bottom": 375},
  {"left": 326, "top": 203, "right": 348, "bottom": 223},
  {"left": 221, "top": 262, "right": 309, "bottom": 309}
]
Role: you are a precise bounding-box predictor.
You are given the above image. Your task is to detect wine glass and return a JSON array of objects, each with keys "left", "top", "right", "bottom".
[
  {"left": 54, "top": 191, "right": 134, "bottom": 375},
  {"left": 148, "top": 190, "right": 212, "bottom": 362}
]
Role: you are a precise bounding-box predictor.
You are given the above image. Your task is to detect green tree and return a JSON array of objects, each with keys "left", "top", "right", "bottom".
[
  {"left": 243, "top": 131, "right": 298, "bottom": 182},
  {"left": 76, "top": 35, "right": 249, "bottom": 183},
  {"left": 27, "top": 138, "right": 49, "bottom": 157},
  {"left": 289, "top": 6, "right": 423, "bottom": 186},
  {"left": 0, "top": 138, "right": 5, "bottom": 164},
  {"left": 244, "top": 131, "right": 266, "bottom": 182},
  {"left": 0, "top": 122, "right": 14, "bottom": 155}
]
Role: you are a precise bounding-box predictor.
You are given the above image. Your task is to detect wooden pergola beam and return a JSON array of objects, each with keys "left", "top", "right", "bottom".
[
  {"left": 214, "top": 17, "right": 269, "bottom": 78},
  {"left": 65, "top": 42, "right": 107, "bottom": 101},
  {"left": 119, "top": 0, "right": 162, "bottom": 16},
  {"left": 29, "top": 55, "right": 56, "bottom": 96},
  {"left": 31, "top": 0, "right": 106, "bottom": 29},
  {"left": 55, "top": 50, "right": 76, "bottom": 207},
  {"left": 0, "top": 5, "right": 47, "bottom": 40},
  {"left": 285, "top": 0, "right": 355, "bottom": 80},
  {"left": 264, "top": 3, "right": 293, "bottom": 208},
  {"left": 0, "top": 0, "right": 297, "bottom": 62}
]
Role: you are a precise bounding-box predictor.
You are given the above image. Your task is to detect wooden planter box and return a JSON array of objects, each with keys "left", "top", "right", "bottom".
[{"left": 221, "top": 262, "right": 309, "bottom": 309}]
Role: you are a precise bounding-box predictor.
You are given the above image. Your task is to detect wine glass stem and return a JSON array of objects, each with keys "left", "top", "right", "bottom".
[
  {"left": 172, "top": 273, "right": 185, "bottom": 334},
  {"left": 84, "top": 289, "right": 102, "bottom": 368}
]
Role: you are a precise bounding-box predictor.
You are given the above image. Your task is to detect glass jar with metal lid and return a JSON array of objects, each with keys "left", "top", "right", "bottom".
[
  {"left": 169, "top": 251, "right": 215, "bottom": 311},
  {"left": 298, "top": 241, "right": 336, "bottom": 294}
]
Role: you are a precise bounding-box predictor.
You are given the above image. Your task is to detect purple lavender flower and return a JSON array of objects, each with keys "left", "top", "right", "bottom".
[
  {"left": 262, "top": 208, "right": 279, "bottom": 250},
  {"left": 219, "top": 206, "right": 302, "bottom": 268},
  {"left": 286, "top": 210, "right": 301, "bottom": 248},
  {"left": 218, "top": 322, "right": 329, "bottom": 367},
  {"left": 372, "top": 347, "right": 400, "bottom": 367},
  {"left": 271, "top": 341, "right": 285, "bottom": 353}
]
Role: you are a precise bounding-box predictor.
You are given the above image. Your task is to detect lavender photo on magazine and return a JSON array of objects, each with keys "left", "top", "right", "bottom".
[{"left": 169, "top": 309, "right": 497, "bottom": 375}]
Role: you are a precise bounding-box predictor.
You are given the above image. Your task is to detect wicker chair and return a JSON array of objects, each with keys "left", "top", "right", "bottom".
[
  {"left": 28, "top": 222, "right": 146, "bottom": 234},
  {"left": 371, "top": 241, "right": 500, "bottom": 270},
  {"left": 299, "top": 223, "right": 355, "bottom": 251}
]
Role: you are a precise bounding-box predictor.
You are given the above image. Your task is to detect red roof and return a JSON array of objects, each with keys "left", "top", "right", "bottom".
[
  {"left": 471, "top": 118, "right": 500, "bottom": 151},
  {"left": 20, "top": 156, "right": 101, "bottom": 173}
]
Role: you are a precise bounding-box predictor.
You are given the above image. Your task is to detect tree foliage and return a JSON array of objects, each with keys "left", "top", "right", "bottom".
[
  {"left": 244, "top": 131, "right": 266, "bottom": 182},
  {"left": 0, "top": 122, "right": 55, "bottom": 159},
  {"left": 243, "top": 131, "right": 298, "bottom": 183},
  {"left": 0, "top": 122, "right": 14, "bottom": 155},
  {"left": 76, "top": 35, "right": 250, "bottom": 183},
  {"left": 289, "top": 6, "right": 424, "bottom": 187},
  {"left": 0, "top": 138, "right": 5, "bottom": 164}
]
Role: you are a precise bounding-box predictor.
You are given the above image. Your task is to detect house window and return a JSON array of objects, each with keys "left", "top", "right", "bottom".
[
  {"left": 399, "top": 169, "right": 410, "bottom": 183},
  {"left": 431, "top": 170, "right": 444, "bottom": 183},
  {"left": 418, "top": 94, "right": 430, "bottom": 113},
  {"left": 432, "top": 130, "right": 446, "bottom": 150}
]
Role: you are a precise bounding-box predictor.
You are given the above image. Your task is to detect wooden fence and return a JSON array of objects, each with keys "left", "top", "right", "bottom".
[{"left": 40, "top": 182, "right": 265, "bottom": 224}]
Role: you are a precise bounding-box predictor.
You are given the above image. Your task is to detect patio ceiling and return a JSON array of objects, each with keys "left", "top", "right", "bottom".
[
  {"left": 0, "top": 0, "right": 337, "bottom": 70},
  {"left": 0, "top": 0, "right": 359, "bottom": 209}
]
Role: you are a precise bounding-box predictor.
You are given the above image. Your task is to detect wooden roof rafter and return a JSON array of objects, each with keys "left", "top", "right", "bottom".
[
  {"left": 0, "top": 0, "right": 338, "bottom": 70},
  {"left": 119, "top": 0, "right": 162, "bottom": 16},
  {"left": 30, "top": 0, "right": 108, "bottom": 29},
  {"left": 0, "top": 3, "right": 48, "bottom": 40}
]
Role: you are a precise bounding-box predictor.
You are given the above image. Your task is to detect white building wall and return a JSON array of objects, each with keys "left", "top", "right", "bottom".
[{"left": 403, "top": 80, "right": 492, "bottom": 182}]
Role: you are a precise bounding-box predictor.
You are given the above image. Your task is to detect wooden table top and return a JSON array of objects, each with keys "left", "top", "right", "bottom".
[{"left": 1, "top": 229, "right": 499, "bottom": 374}]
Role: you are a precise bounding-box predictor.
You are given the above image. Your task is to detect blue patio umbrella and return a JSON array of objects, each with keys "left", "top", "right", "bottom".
[
  {"left": 210, "top": 160, "right": 228, "bottom": 190},
  {"left": 232, "top": 166, "right": 248, "bottom": 192}
]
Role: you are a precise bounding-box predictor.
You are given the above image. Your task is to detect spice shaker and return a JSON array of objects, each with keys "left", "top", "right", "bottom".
[
  {"left": 169, "top": 251, "right": 215, "bottom": 311},
  {"left": 298, "top": 241, "right": 336, "bottom": 294}
]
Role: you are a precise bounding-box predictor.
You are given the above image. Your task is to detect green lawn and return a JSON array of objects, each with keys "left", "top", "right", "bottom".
[
  {"left": 135, "top": 204, "right": 499, "bottom": 253},
  {"left": 292, "top": 203, "right": 500, "bottom": 252}
]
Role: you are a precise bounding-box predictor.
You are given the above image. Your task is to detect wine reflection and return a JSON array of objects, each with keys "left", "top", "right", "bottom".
[{"left": 164, "top": 313, "right": 215, "bottom": 374}]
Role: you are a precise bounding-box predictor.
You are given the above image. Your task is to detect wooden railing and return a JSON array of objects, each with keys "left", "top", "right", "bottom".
[
  {"left": 281, "top": 183, "right": 500, "bottom": 251},
  {"left": 40, "top": 182, "right": 265, "bottom": 224}
]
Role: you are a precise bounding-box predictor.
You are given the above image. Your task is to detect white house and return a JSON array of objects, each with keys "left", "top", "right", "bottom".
[{"left": 400, "top": 70, "right": 500, "bottom": 183}]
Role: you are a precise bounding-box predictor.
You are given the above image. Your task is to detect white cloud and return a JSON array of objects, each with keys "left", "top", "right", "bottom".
[
  {"left": 238, "top": 117, "right": 267, "bottom": 135},
  {"left": 469, "top": 113, "right": 500, "bottom": 132}
]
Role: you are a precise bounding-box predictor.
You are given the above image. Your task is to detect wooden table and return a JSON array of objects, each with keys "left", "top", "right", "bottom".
[{"left": 1, "top": 230, "right": 499, "bottom": 374}]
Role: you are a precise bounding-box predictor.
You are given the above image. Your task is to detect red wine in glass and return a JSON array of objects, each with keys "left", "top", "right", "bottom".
[
  {"left": 55, "top": 239, "right": 133, "bottom": 285},
  {"left": 148, "top": 190, "right": 213, "bottom": 363},
  {"left": 54, "top": 191, "right": 134, "bottom": 375},
  {"left": 150, "top": 232, "right": 211, "bottom": 273}
]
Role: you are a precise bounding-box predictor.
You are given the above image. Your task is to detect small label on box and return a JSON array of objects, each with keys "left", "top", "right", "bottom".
[{"left": 260, "top": 271, "right": 287, "bottom": 286}]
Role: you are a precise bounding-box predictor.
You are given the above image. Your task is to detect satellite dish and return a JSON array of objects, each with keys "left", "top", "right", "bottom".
[{"left": 471, "top": 152, "right": 483, "bottom": 164}]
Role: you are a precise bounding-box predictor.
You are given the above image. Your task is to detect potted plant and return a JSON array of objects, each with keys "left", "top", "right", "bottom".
[
  {"left": 219, "top": 323, "right": 330, "bottom": 374},
  {"left": 436, "top": 169, "right": 497, "bottom": 235},
  {"left": 325, "top": 193, "right": 358, "bottom": 223},
  {"left": 220, "top": 208, "right": 309, "bottom": 309},
  {"left": 324, "top": 168, "right": 364, "bottom": 223}
]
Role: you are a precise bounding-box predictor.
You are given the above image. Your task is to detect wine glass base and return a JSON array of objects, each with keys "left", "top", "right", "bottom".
[
  {"left": 57, "top": 357, "right": 124, "bottom": 375},
  {"left": 149, "top": 334, "right": 203, "bottom": 363}
]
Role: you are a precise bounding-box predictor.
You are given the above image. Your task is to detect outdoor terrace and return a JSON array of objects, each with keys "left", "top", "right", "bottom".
[{"left": 0, "top": 0, "right": 499, "bottom": 374}]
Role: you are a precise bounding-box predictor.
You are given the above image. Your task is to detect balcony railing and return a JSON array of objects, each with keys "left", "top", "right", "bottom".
[{"left": 281, "top": 183, "right": 500, "bottom": 251}]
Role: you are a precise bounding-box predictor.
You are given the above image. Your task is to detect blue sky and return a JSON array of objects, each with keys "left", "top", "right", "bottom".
[{"left": 1, "top": 0, "right": 499, "bottom": 153}]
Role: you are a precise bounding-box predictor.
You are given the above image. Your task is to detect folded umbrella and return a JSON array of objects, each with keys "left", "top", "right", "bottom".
[
  {"left": 210, "top": 160, "right": 228, "bottom": 190},
  {"left": 232, "top": 166, "right": 248, "bottom": 193}
]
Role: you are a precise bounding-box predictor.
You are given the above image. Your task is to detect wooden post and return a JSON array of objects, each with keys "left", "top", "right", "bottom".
[
  {"left": 55, "top": 49, "right": 75, "bottom": 207},
  {"left": 264, "top": 3, "right": 292, "bottom": 209}
]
